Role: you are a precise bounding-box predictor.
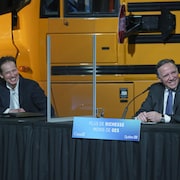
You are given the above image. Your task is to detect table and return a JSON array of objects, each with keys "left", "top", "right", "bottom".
[{"left": 0, "top": 118, "right": 180, "bottom": 180}]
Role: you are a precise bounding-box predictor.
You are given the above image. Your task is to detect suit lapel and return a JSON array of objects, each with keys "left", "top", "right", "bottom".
[
  {"left": 18, "top": 77, "right": 24, "bottom": 107},
  {"left": 173, "top": 84, "right": 180, "bottom": 113},
  {"left": 159, "top": 87, "right": 165, "bottom": 113}
]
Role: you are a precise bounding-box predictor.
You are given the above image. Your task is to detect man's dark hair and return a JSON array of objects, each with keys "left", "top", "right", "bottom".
[
  {"left": 0, "top": 56, "right": 16, "bottom": 74},
  {"left": 156, "top": 59, "right": 177, "bottom": 77}
]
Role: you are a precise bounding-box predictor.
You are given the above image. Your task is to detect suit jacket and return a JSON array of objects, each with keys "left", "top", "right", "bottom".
[
  {"left": 0, "top": 76, "right": 55, "bottom": 116},
  {"left": 135, "top": 81, "right": 180, "bottom": 123}
]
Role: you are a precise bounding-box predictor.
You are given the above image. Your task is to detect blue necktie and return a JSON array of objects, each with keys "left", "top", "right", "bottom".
[{"left": 166, "top": 89, "right": 173, "bottom": 115}]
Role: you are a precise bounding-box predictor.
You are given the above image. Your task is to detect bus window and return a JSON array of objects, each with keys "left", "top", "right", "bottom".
[
  {"left": 65, "top": 0, "right": 119, "bottom": 17},
  {"left": 68, "top": 0, "right": 90, "bottom": 13},
  {"left": 40, "top": 0, "right": 60, "bottom": 18},
  {"left": 93, "top": 0, "right": 116, "bottom": 13}
]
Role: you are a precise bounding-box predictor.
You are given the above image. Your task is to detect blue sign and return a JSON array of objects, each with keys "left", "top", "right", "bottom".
[{"left": 72, "top": 117, "right": 141, "bottom": 141}]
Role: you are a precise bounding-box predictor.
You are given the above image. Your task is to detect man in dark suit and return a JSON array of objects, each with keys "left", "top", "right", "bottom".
[
  {"left": 135, "top": 58, "right": 180, "bottom": 123},
  {"left": 0, "top": 56, "right": 55, "bottom": 116}
]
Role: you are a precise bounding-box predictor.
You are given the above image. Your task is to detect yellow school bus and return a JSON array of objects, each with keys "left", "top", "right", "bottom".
[{"left": 0, "top": 0, "right": 180, "bottom": 118}]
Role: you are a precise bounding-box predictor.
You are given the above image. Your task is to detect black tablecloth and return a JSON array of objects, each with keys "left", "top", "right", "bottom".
[{"left": 0, "top": 118, "right": 180, "bottom": 180}]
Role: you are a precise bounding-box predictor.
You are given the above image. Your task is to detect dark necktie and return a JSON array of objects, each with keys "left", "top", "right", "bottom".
[{"left": 166, "top": 89, "right": 173, "bottom": 115}]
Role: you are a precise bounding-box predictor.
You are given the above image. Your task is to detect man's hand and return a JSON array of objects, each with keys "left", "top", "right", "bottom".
[
  {"left": 146, "top": 111, "right": 162, "bottom": 122},
  {"left": 136, "top": 112, "right": 148, "bottom": 122},
  {"left": 136, "top": 111, "right": 162, "bottom": 122}
]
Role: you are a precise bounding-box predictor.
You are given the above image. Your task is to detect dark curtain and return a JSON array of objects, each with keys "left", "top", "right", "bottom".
[{"left": 0, "top": 121, "right": 180, "bottom": 180}]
